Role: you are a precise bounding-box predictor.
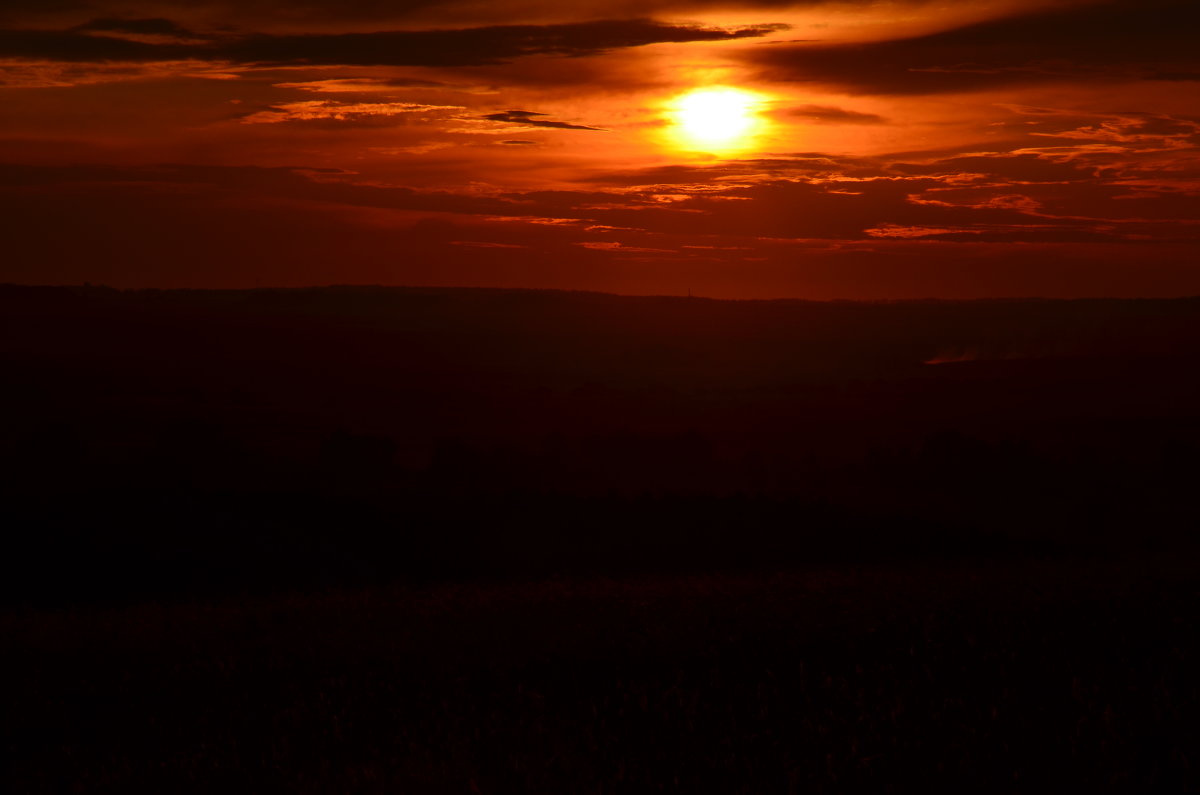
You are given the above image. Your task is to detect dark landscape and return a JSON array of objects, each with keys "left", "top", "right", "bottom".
[
  {"left": 6, "top": 0, "right": 1200, "bottom": 788},
  {"left": 3, "top": 285, "right": 1199, "bottom": 791}
]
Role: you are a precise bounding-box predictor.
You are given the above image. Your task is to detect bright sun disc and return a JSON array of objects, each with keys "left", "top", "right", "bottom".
[{"left": 669, "top": 87, "right": 765, "bottom": 152}]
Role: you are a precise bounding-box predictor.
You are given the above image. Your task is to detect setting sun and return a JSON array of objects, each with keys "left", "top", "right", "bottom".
[{"left": 668, "top": 86, "right": 767, "bottom": 153}]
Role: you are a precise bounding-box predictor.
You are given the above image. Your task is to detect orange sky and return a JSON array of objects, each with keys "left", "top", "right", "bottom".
[{"left": 1, "top": 0, "right": 1198, "bottom": 298}]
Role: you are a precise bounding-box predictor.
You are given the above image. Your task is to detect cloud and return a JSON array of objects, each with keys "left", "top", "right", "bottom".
[
  {"left": 584, "top": 176, "right": 1069, "bottom": 241},
  {"left": 865, "top": 225, "right": 1117, "bottom": 243},
  {"left": 780, "top": 104, "right": 886, "bottom": 125},
  {"left": 745, "top": 0, "right": 1200, "bottom": 95},
  {"left": 2, "top": 159, "right": 1198, "bottom": 298},
  {"left": 0, "top": 28, "right": 168, "bottom": 61},
  {"left": 0, "top": 57, "right": 238, "bottom": 87},
  {"left": 0, "top": 18, "right": 785, "bottom": 67},
  {"left": 890, "top": 153, "right": 1097, "bottom": 183},
  {"left": 75, "top": 17, "right": 199, "bottom": 37},
  {"left": 273, "top": 77, "right": 448, "bottom": 93},
  {"left": 239, "top": 100, "right": 462, "bottom": 124},
  {"left": 0, "top": 0, "right": 885, "bottom": 31},
  {"left": 1031, "top": 113, "right": 1200, "bottom": 145},
  {"left": 480, "top": 110, "right": 604, "bottom": 131}
]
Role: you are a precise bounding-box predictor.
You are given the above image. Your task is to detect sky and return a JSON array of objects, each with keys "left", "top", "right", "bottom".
[{"left": 1, "top": 0, "right": 1198, "bottom": 298}]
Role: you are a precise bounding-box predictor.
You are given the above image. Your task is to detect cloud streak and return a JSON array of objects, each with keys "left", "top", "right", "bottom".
[
  {"left": 745, "top": 0, "right": 1200, "bottom": 94},
  {"left": 780, "top": 104, "right": 887, "bottom": 125},
  {"left": 239, "top": 100, "right": 463, "bottom": 124},
  {"left": 480, "top": 110, "right": 604, "bottom": 131},
  {"left": 0, "top": 18, "right": 785, "bottom": 67}
]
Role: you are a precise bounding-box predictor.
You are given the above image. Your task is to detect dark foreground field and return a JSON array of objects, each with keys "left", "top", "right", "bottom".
[
  {"left": 5, "top": 560, "right": 1199, "bottom": 793},
  {"left": 2, "top": 285, "right": 1199, "bottom": 791}
]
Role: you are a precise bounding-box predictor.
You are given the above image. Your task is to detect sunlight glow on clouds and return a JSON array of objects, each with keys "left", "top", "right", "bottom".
[{"left": 0, "top": 0, "right": 1198, "bottom": 297}]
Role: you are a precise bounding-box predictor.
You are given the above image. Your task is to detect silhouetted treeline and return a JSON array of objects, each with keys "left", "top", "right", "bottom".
[{"left": 2, "top": 285, "right": 1198, "bottom": 605}]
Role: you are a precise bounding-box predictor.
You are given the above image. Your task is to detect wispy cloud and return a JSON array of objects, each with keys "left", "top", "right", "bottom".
[
  {"left": 238, "top": 100, "right": 463, "bottom": 124},
  {"left": 779, "top": 104, "right": 886, "bottom": 125},
  {"left": 480, "top": 110, "right": 605, "bottom": 131},
  {"left": 273, "top": 77, "right": 448, "bottom": 93}
]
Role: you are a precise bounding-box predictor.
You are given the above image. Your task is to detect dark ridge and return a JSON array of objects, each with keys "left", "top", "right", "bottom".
[{"left": 2, "top": 284, "right": 1199, "bottom": 606}]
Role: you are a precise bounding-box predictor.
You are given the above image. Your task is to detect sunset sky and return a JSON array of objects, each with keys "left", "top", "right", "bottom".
[{"left": 2, "top": 0, "right": 1198, "bottom": 298}]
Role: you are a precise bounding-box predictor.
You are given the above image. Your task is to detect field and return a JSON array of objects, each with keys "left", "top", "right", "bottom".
[
  {"left": 6, "top": 559, "right": 1199, "bottom": 793},
  {"left": 2, "top": 286, "right": 1198, "bottom": 791}
]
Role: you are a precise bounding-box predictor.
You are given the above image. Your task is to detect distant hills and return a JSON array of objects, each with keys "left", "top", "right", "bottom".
[{"left": 3, "top": 285, "right": 1198, "bottom": 604}]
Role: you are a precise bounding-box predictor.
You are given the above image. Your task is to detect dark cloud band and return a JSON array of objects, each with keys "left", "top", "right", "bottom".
[
  {"left": 481, "top": 110, "right": 604, "bottom": 131},
  {"left": 746, "top": 0, "right": 1200, "bottom": 94},
  {"left": 0, "top": 18, "right": 785, "bottom": 66}
]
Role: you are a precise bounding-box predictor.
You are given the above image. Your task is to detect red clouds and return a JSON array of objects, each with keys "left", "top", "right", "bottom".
[{"left": 1, "top": 0, "right": 1197, "bottom": 298}]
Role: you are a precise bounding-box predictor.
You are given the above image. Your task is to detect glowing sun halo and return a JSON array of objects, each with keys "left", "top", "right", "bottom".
[{"left": 668, "top": 87, "right": 766, "bottom": 153}]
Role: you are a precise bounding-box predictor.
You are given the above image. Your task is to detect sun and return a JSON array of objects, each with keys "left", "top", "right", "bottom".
[{"left": 667, "top": 87, "right": 767, "bottom": 153}]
